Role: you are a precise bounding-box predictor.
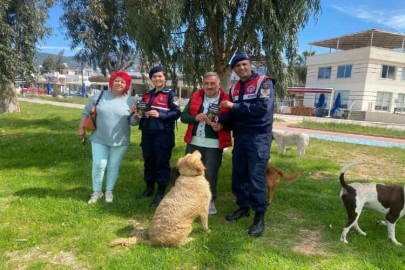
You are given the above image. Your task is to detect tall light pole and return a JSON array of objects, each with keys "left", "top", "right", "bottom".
[{"left": 81, "top": 62, "right": 85, "bottom": 97}]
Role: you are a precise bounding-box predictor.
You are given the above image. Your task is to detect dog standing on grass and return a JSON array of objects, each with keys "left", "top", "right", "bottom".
[
  {"left": 109, "top": 151, "right": 211, "bottom": 247},
  {"left": 272, "top": 130, "right": 310, "bottom": 157},
  {"left": 339, "top": 162, "right": 405, "bottom": 245},
  {"left": 266, "top": 165, "right": 299, "bottom": 203}
]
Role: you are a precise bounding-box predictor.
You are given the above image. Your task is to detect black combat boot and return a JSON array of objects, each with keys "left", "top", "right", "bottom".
[
  {"left": 225, "top": 207, "right": 250, "bottom": 221},
  {"left": 150, "top": 184, "right": 167, "bottom": 207},
  {"left": 248, "top": 212, "right": 265, "bottom": 237},
  {"left": 135, "top": 182, "right": 155, "bottom": 200}
]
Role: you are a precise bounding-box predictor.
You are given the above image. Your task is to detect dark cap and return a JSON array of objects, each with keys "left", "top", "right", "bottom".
[
  {"left": 230, "top": 52, "right": 250, "bottom": 69},
  {"left": 149, "top": 66, "right": 165, "bottom": 79}
]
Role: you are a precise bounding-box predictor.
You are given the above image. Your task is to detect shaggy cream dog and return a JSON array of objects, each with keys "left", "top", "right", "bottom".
[
  {"left": 272, "top": 130, "right": 310, "bottom": 157},
  {"left": 109, "top": 150, "right": 211, "bottom": 247}
]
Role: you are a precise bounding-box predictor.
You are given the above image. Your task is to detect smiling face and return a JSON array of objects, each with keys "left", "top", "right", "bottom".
[
  {"left": 112, "top": 76, "right": 127, "bottom": 95},
  {"left": 233, "top": 60, "right": 252, "bottom": 81},
  {"left": 202, "top": 75, "right": 221, "bottom": 98},
  {"left": 151, "top": 72, "right": 166, "bottom": 90}
]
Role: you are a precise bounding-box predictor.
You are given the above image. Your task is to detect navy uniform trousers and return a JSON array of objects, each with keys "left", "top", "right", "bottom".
[
  {"left": 141, "top": 130, "right": 175, "bottom": 186},
  {"left": 232, "top": 131, "right": 272, "bottom": 213}
]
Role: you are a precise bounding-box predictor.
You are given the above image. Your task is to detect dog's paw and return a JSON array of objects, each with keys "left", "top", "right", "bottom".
[
  {"left": 206, "top": 229, "right": 212, "bottom": 233},
  {"left": 377, "top": 220, "right": 388, "bottom": 226},
  {"left": 392, "top": 240, "right": 403, "bottom": 246},
  {"left": 340, "top": 237, "right": 348, "bottom": 244}
]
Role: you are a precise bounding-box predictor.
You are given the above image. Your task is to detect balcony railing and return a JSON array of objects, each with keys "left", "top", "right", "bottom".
[{"left": 368, "top": 101, "right": 392, "bottom": 112}]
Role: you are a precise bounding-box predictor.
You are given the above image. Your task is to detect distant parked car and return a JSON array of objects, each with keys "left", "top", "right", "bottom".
[{"left": 23, "top": 87, "right": 44, "bottom": 96}]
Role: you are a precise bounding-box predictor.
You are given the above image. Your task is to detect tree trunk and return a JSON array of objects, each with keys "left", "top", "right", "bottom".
[
  {"left": 217, "top": 67, "right": 232, "bottom": 92},
  {"left": 0, "top": 83, "right": 20, "bottom": 114}
]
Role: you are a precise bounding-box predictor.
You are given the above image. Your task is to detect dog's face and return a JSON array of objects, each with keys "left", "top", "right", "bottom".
[
  {"left": 176, "top": 150, "right": 205, "bottom": 177},
  {"left": 272, "top": 130, "right": 283, "bottom": 139}
]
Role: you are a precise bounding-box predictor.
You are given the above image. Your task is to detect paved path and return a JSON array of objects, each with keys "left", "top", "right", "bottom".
[
  {"left": 274, "top": 122, "right": 405, "bottom": 149},
  {"left": 19, "top": 97, "right": 85, "bottom": 109},
  {"left": 19, "top": 98, "right": 405, "bottom": 148},
  {"left": 274, "top": 113, "right": 405, "bottom": 130}
]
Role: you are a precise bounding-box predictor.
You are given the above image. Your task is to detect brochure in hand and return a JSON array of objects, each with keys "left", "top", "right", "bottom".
[
  {"left": 137, "top": 100, "right": 149, "bottom": 115},
  {"left": 208, "top": 103, "right": 220, "bottom": 123}
]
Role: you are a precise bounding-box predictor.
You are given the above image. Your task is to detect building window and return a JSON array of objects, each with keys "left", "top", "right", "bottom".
[
  {"left": 337, "top": 65, "right": 352, "bottom": 78},
  {"left": 334, "top": 90, "right": 350, "bottom": 109},
  {"left": 381, "top": 65, "right": 396, "bottom": 80},
  {"left": 317, "top": 67, "right": 331, "bottom": 79},
  {"left": 375, "top": 92, "right": 392, "bottom": 111},
  {"left": 402, "top": 68, "right": 405, "bottom": 81},
  {"left": 396, "top": 94, "right": 405, "bottom": 110}
]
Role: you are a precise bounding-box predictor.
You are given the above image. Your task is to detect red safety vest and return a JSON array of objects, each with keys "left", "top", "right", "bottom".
[
  {"left": 230, "top": 75, "right": 270, "bottom": 101},
  {"left": 143, "top": 89, "right": 171, "bottom": 111},
  {"left": 184, "top": 88, "right": 232, "bottom": 149}
]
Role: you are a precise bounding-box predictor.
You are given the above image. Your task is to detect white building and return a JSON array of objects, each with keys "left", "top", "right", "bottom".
[{"left": 304, "top": 29, "right": 405, "bottom": 123}]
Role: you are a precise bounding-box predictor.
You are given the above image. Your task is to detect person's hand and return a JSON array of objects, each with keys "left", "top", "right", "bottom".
[
  {"left": 131, "top": 105, "right": 140, "bottom": 119},
  {"left": 220, "top": 100, "right": 234, "bottom": 109},
  {"left": 211, "top": 123, "right": 223, "bottom": 131},
  {"left": 146, "top": 110, "right": 159, "bottom": 118},
  {"left": 78, "top": 127, "right": 85, "bottom": 139},
  {"left": 195, "top": 113, "right": 210, "bottom": 123}
]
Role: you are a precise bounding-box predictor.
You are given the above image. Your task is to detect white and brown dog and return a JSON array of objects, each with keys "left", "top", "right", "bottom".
[
  {"left": 339, "top": 162, "right": 405, "bottom": 245},
  {"left": 272, "top": 130, "right": 310, "bottom": 157}
]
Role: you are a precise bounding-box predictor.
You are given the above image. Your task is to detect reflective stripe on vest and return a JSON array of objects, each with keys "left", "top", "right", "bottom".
[
  {"left": 230, "top": 75, "right": 268, "bottom": 101},
  {"left": 144, "top": 92, "right": 170, "bottom": 111}
]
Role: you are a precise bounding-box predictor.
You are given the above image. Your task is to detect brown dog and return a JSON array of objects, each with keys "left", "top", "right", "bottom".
[
  {"left": 109, "top": 150, "right": 211, "bottom": 247},
  {"left": 266, "top": 165, "right": 299, "bottom": 203}
]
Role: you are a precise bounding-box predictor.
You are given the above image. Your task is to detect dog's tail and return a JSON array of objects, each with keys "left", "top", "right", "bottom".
[
  {"left": 339, "top": 162, "right": 364, "bottom": 190},
  {"left": 108, "top": 236, "right": 147, "bottom": 247},
  {"left": 270, "top": 166, "right": 299, "bottom": 182}
]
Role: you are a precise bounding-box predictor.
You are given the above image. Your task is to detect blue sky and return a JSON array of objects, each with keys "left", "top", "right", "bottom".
[{"left": 38, "top": 0, "right": 405, "bottom": 57}]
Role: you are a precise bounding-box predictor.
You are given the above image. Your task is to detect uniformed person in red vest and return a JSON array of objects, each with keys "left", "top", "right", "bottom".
[
  {"left": 220, "top": 52, "right": 275, "bottom": 237},
  {"left": 180, "top": 72, "right": 232, "bottom": 215},
  {"left": 137, "top": 66, "right": 181, "bottom": 206}
]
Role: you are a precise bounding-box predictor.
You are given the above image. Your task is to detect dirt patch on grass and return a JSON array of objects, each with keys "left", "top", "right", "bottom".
[
  {"left": 5, "top": 248, "right": 87, "bottom": 269},
  {"left": 292, "top": 229, "right": 327, "bottom": 256},
  {"left": 308, "top": 172, "right": 334, "bottom": 180},
  {"left": 309, "top": 144, "right": 404, "bottom": 182}
]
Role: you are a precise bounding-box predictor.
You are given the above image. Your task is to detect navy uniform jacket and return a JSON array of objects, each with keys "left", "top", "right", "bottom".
[{"left": 140, "top": 87, "right": 181, "bottom": 131}]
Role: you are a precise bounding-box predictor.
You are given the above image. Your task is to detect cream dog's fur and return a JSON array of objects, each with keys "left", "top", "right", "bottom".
[
  {"left": 109, "top": 150, "right": 211, "bottom": 247},
  {"left": 272, "top": 130, "right": 310, "bottom": 157}
]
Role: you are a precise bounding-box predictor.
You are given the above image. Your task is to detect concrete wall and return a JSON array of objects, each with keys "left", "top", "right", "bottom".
[{"left": 365, "top": 111, "right": 405, "bottom": 124}]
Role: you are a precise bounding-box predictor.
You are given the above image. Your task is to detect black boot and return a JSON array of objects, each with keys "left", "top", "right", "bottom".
[
  {"left": 248, "top": 212, "right": 265, "bottom": 237},
  {"left": 150, "top": 184, "right": 167, "bottom": 207},
  {"left": 225, "top": 207, "right": 250, "bottom": 221},
  {"left": 135, "top": 182, "right": 155, "bottom": 200}
]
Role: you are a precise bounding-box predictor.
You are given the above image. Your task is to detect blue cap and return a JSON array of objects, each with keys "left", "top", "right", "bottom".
[
  {"left": 149, "top": 66, "right": 165, "bottom": 78},
  {"left": 230, "top": 52, "right": 250, "bottom": 69}
]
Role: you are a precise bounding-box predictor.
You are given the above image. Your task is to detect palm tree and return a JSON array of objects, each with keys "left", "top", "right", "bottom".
[{"left": 294, "top": 51, "right": 315, "bottom": 86}]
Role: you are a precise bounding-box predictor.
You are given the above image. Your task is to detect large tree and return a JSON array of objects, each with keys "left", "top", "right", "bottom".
[
  {"left": 60, "top": 0, "right": 136, "bottom": 76},
  {"left": 42, "top": 54, "right": 55, "bottom": 74},
  {"left": 0, "top": 0, "right": 54, "bottom": 113},
  {"left": 125, "top": 0, "right": 321, "bottom": 94},
  {"left": 55, "top": 50, "right": 66, "bottom": 72}
]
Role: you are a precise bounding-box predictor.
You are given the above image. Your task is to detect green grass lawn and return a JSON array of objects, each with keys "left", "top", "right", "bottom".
[
  {"left": 21, "top": 95, "right": 90, "bottom": 105},
  {"left": 292, "top": 120, "right": 405, "bottom": 139},
  {"left": 1, "top": 102, "right": 405, "bottom": 269}
]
